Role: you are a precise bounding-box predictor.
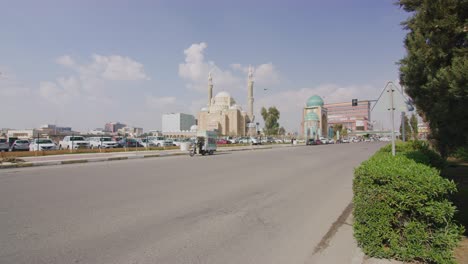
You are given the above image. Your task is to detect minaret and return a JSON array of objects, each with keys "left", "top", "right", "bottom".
[
  {"left": 208, "top": 71, "right": 213, "bottom": 107},
  {"left": 247, "top": 66, "right": 254, "bottom": 121}
]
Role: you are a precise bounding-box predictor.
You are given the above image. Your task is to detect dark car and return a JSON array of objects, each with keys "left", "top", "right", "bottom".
[
  {"left": 306, "top": 139, "right": 317, "bottom": 145},
  {"left": 117, "top": 138, "right": 144, "bottom": 148}
]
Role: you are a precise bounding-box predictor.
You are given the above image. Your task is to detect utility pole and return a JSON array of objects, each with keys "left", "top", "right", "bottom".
[
  {"left": 401, "top": 112, "right": 406, "bottom": 142},
  {"left": 386, "top": 82, "right": 396, "bottom": 156}
]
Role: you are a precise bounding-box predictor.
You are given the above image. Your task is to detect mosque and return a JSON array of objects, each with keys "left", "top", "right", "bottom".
[
  {"left": 301, "top": 95, "right": 328, "bottom": 139},
  {"left": 197, "top": 68, "right": 256, "bottom": 136}
]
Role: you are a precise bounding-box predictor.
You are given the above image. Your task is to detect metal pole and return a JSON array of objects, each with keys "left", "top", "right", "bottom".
[
  {"left": 401, "top": 112, "right": 406, "bottom": 142},
  {"left": 387, "top": 82, "right": 396, "bottom": 156}
]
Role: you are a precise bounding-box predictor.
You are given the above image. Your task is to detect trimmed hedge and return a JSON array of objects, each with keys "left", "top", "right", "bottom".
[
  {"left": 353, "top": 149, "right": 463, "bottom": 263},
  {"left": 378, "top": 140, "right": 446, "bottom": 170}
]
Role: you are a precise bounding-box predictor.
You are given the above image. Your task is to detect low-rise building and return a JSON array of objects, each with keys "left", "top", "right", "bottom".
[
  {"left": 7, "top": 129, "right": 41, "bottom": 139},
  {"left": 162, "top": 113, "right": 196, "bottom": 133},
  {"left": 117, "top": 126, "right": 143, "bottom": 137}
]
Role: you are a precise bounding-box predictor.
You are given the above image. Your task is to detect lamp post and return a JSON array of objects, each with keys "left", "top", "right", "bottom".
[{"left": 386, "top": 81, "right": 396, "bottom": 156}]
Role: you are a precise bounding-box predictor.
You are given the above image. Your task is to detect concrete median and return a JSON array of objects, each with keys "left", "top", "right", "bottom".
[{"left": 0, "top": 144, "right": 295, "bottom": 169}]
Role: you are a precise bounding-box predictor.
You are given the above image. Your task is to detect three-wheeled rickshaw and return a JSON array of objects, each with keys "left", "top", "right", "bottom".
[{"left": 189, "top": 130, "right": 217, "bottom": 157}]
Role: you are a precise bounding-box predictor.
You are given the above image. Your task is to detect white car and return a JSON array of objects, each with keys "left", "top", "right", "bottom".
[
  {"left": 59, "top": 136, "right": 90, "bottom": 150},
  {"left": 29, "top": 138, "right": 57, "bottom": 151},
  {"left": 149, "top": 136, "right": 173, "bottom": 147},
  {"left": 88, "top": 137, "right": 119, "bottom": 149},
  {"left": 139, "top": 138, "right": 156, "bottom": 148},
  {"left": 0, "top": 138, "right": 10, "bottom": 152},
  {"left": 320, "top": 137, "right": 328, "bottom": 144}
]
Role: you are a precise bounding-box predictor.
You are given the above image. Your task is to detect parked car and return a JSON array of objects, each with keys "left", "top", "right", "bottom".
[
  {"left": 306, "top": 139, "right": 317, "bottom": 145},
  {"left": 59, "top": 136, "right": 90, "bottom": 149},
  {"left": 341, "top": 138, "right": 350, "bottom": 143},
  {"left": 217, "top": 139, "right": 230, "bottom": 144},
  {"left": 139, "top": 138, "right": 156, "bottom": 148},
  {"left": 226, "top": 137, "right": 238, "bottom": 144},
  {"left": 165, "top": 139, "right": 176, "bottom": 146},
  {"left": 88, "top": 137, "right": 118, "bottom": 149},
  {"left": 238, "top": 137, "right": 250, "bottom": 144},
  {"left": 315, "top": 139, "right": 323, "bottom": 145},
  {"left": 10, "top": 139, "right": 30, "bottom": 151},
  {"left": 117, "top": 138, "right": 144, "bottom": 148},
  {"left": 319, "top": 137, "right": 328, "bottom": 144},
  {"left": 0, "top": 138, "right": 10, "bottom": 152},
  {"left": 274, "top": 138, "right": 284, "bottom": 143},
  {"left": 149, "top": 136, "right": 173, "bottom": 147},
  {"left": 29, "top": 138, "right": 57, "bottom": 151}
]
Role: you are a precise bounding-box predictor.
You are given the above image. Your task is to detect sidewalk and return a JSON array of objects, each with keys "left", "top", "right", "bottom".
[{"left": 0, "top": 144, "right": 299, "bottom": 169}]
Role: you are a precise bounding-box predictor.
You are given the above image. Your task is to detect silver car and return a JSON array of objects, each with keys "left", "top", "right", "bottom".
[
  {"left": 10, "top": 139, "right": 30, "bottom": 151},
  {"left": 0, "top": 138, "right": 9, "bottom": 152}
]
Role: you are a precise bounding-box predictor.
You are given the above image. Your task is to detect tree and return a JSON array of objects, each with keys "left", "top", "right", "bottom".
[
  {"left": 410, "top": 114, "right": 419, "bottom": 140},
  {"left": 278, "top": 127, "right": 286, "bottom": 136},
  {"left": 398, "top": 0, "right": 468, "bottom": 157},
  {"left": 260, "top": 106, "right": 280, "bottom": 136},
  {"left": 333, "top": 124, "right": 343, "bottom": 139},
  {"left": 341, "top": 127, "right": 349, "bottom": 138},
  {"left": 399, "top": 113, "right": 412, "bottom": 141}
]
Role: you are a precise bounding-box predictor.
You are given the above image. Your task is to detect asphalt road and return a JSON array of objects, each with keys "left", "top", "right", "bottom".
[{"left": 0, "top": 143, "right": 383, "bottom": 264}]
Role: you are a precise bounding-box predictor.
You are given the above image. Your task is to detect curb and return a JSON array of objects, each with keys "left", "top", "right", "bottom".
[{"left": 0, "top": 146, "right": 277, "bottom": 169}]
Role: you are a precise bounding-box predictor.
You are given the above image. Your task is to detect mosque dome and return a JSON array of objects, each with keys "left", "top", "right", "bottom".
[
  {"left": 229, "top": 104, "right": 243, "bottom": 111},
  {"left": 306, "top": 95, "right": 324, "bottom": 107},
  {"left": 305, "top": 111, "right": 320, "bottom": 121},
  {"left": 190, "top": 125, "right": 198, "bottom": 132},
  {"left": 215, "top": 91, "right": 231, "bottom": 98}
]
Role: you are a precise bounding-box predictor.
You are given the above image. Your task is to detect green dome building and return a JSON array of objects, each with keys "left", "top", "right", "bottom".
[
  {"left": 302, "top": 95, "right": 328, "bottom": 139},
  {"left": 306, "top": 95, "right": 324, "bottom": 107}
]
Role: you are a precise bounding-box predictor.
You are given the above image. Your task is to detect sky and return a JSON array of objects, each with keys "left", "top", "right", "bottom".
[{"left": 0, "top": 0, "right": 412, "bottom": 132}]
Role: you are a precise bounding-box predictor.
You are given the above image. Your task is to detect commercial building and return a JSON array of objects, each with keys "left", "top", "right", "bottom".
[
  {"left": 37, "top": 124, "right": 77, "bottom": 136},
  {"left": 162, "top": 113, "right": 196, "bottom": 133},
  {"left": 104, "top": 122, "right": 126, "bottom": 133},
  {"left": 197, "top": 68, "right": 255, "bottom": 136},
  {"left": 324, "top": 100, "right": 372, "bottom": 132}
]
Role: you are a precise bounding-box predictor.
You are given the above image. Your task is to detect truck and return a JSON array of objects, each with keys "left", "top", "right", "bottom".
[{"left": 59, "top": 136, "right": 90, "bottom": 150}]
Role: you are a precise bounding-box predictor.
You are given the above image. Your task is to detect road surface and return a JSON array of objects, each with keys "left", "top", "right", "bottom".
[{"left": 0, "top": 143, "right": 383, "bottom": 264}]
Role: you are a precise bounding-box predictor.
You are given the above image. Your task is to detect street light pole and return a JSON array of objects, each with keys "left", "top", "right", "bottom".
[{"left": 386, "top": 82, "right": 396, "bottom": 156}]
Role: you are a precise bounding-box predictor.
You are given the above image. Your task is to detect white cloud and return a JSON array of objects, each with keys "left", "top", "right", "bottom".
[
  {"left": 231, "top": 63, "right": 280, "bottom": 87},
  {"left": 56, "top": 55, "right": 75, "bottom": 67},
  {"left": 145, "top": 96, "right": 177, "bottom": 109},
  {"left": 253, "top": 63, "right": 280, "bottom": 86},
  {"left": 178, "top": 42, "right": 279, "bottom": 93},
  {"left": 90, "top": 54, "right": 149, "bottom": 81},
  {"left": 0, "top": 68, "right": 31, "bottom": 97},
  {"left": 40, "top": 54, "right": 150, "bottom": 105}
]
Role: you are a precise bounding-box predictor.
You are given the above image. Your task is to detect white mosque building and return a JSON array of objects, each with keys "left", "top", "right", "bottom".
[{"left": 197, "top": 68, "right": 256, "bottom": 136}]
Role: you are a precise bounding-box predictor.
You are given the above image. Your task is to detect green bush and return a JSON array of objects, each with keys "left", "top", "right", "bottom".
[
  {"left": 453, "top": 147, "right": 468, "bottom": 162},
  {"left": 378, "top": 141, "right": 446, "bottom": 170},
  {"left": 353, "top": 153, "right": 463, "bottom": 263}
]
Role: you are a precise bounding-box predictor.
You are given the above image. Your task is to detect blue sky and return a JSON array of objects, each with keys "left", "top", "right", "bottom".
[{"left": 0, "top": 0, "right": 410, "bottom": 132}]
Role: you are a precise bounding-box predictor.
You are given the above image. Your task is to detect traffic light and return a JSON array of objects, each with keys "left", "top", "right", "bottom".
[{"left": 352, "top": 99, "right": 358, "bottom": 106}]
